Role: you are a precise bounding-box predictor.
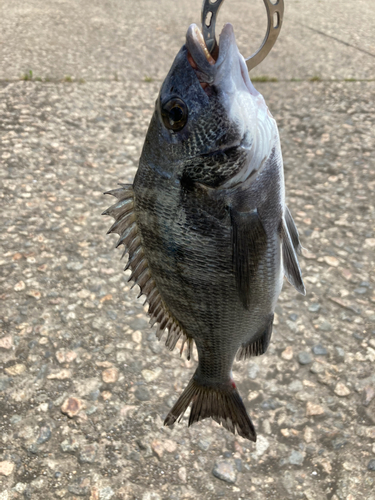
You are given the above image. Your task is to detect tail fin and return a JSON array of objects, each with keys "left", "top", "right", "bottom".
[{"left": 164, "top": 376, "right": 256, "bottom": 441}]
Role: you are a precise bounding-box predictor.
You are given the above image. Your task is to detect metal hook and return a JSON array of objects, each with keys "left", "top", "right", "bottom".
[
  {"left": 201, "top": 0, "right": 225, "bottom": 55},
  {"left": 201, "top": 0, "right": 284, "bottom": 72}
]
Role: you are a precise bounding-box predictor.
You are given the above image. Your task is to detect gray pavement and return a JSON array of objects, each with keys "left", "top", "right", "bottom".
[
  {"left": 0, "top": 1, "right": 375, "bottom": 499},
  {"left": 1, "top": 0, "right": 375, "bottom": 82}
]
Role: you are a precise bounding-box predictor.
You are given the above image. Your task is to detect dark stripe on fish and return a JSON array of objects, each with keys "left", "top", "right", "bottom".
[{"left": 230, "top": 207, "right": 268, "bottom": 310}]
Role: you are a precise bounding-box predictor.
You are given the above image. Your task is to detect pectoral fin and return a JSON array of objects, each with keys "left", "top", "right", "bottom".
[
  {"left": 281, "top": 218, "right": 306, "bottom": 295},
  {"left": 285, "top": 205, "right": 302, "bottom": 255},
  {"left": 230, "top": 207, "right": 267, "bottom": 310}
]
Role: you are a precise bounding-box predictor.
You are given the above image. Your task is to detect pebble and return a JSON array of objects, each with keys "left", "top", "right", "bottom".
[
  {"left": 0, "top": 336, "right": 13, "bottom": 350},
  {"left": 137, "top": 439, "right": 153, "bottom": 458},
  {"left": 310, "top": 362, "right": 325, "bottom": 374},
  {"left": 134, "top": 386, "right": 151, "bottom": 401},
  {"left": 0, "top": 461, "right": 14, "bottom": 476},
  {"left": 66, "top": 261, "right": 83, "bottom": 271},
  {"left": 101, "top": 390, "right": 112, "bottom": 400},
  {"left": 151, "top": 440, "right": 164, "bottom": 459},
  {"left": 255, "top": 435, "right": 270, "bottom": 457},
  {"left": 141, "top": 368, "right": 162, "bottom": 382},
  {"left": 288, "top": 450, "right": 304, "bottom": 466},
  {"left": 308, "top": 303, "right": 321, "bottom": 312},
  {"left": 61, "top": 437, "right": 79, "bottom": 453},
  {"left": 281, "top": 346, "right": 294, "bottom": 360},
  {"left": 364, "top": 238, "right": 375, "bottom": 249},
  {"left": 306, "top": 402, "right": 325, "bottom": 416},
  {"left": 47, "top": 369, "right": 71, "bottom": 380},
  {"left": 132, "top": 330, "right": 142, "bottom": 343},
  {"left": 304, "top": 427, "right": 314, "bottom": 443},
  {"left": 298, "top": 352, "right": 313, "bottom": 365},
  {"left": 4, "top": 364, "right": 26, "bottom": 376},
  {"left": 0, "top": 377, "right": 11, "bottom": 391},
  {"left": 130, "top": 317, "right": 149, "bottom": 331},
  {"left": 61, "top": 397, "right": 84, "bottom": 417},
  {"left": 323, "top": 256, "right": 339, "bottom": 267},
  {"left": 198, "top": 439, "right": 211, "bottom": 451},
  {"left": 288, "top": 380, "right": 303, "bottom": 392},
  {"left": 261, "top": 398, "right": 281, "bottom": 410},
  {"left": 334, "top": 346, "right": 345, "bottom": 361},
  {"left": 142, "top": 492, "right": 161, "bottom": 500},
  {"left": 362, "top": 386, "right": 375, "bottom": 406},
  {"left": 68, "top": 477, "right": 90, "bottom": 496},
  {"left": 334, "top": 382, "right": 351, "bottom": 397},
  {"left": 368, "top": 459, "right": 375, "bottom": 471},
  {"left": 129, "top": 451, "right": 141, "bottom": 462},
  {"left": 312, "top": 344, "right": 328, "bottom": 356},
  {"left": 212, "top": 459, "right": 237, "bottom": 484},
  {"left": 14, "top": 280, "right": 25, "bottom": 291},
  {"left": 247, "top": 362, "right": 260, "bottom": 379},
  {"left": 178, "top": 466, "right": 187, "bottom": 483},
  {"left": 86, "top": 406, "right": 97, "bottom": 415},
  {"left": 101, "top": 367, "right": 119, "bottom": 383},
  {"left": 89, "top": 389, "right": 100, "bottom": 401},
  {"left": 14, "top": 483, "right": 27, "bottom": 493},
  {"left": 332, "top": 437, "right": 348, "bottom": 450},
  {"left": 163, "top": 439, "right": 177, "bottom": 453},
  {"left": 55, "top": 350, "right": 77, "bottom": 364},
  {"left": 79, "top": 444, "right": 98, "bottom": 463},
  {"left": 99, "top": 487, "right": 115, "bottom": 500},
  {"left": 36, "top": 425, "right": 52, "bottom": 444},
  {"left": 318, "top": 320, "right": 332, "bottom": 332},
  {"left": 262, "top": 419, "right": 272, "bottom": 435},
  {"left": 235, "top": 458, "right": 242, "bottom": 472}
]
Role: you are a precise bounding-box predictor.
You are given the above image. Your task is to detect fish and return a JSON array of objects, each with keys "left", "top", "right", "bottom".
[{"left": 103, "top": 23, "right": 305, "bottom": 442}]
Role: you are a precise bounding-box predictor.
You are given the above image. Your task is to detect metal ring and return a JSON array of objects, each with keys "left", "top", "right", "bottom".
[
  {"left": 245, "top": 0, "right": 284, "bottom": 72},
  {"left": 201, "top": 0, "right": 284, "bottom": 72}
]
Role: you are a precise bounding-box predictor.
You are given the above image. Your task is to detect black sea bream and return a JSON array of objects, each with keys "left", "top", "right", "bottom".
[{"left": 104, "top": 23, "right": 305, "bottom": 441}]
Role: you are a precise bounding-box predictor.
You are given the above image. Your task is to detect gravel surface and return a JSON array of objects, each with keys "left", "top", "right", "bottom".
[{"left": 1, "top": 1, "right": 375, "bottom": 499}]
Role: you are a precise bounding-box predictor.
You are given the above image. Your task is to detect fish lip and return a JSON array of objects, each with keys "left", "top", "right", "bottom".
[{"left": 186, "top": 23, "right": 236, "bottom": 83}]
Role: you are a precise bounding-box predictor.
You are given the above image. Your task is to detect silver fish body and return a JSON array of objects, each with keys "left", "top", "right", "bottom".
[{"left": 104, "top": 24, "right": 305, "bottom": 441}]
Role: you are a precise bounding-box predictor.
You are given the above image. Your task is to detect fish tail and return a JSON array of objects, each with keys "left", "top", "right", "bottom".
[{"left": 164, "top": 376, "right": 256, "bottom": 442}]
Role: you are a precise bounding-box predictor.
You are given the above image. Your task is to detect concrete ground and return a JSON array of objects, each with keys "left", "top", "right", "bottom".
[{"left": 0, "top": 1, "right": 374, "bottom": 499}]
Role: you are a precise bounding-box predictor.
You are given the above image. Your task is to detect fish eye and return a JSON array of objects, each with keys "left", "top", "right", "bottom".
[{"left": 161, "top": 98, "right": 188, "bottom": 131}]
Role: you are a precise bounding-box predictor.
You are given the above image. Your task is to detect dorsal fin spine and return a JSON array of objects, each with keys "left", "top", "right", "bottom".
[{"left": 104, "top": 184, "right": 193, "bottom": 358}]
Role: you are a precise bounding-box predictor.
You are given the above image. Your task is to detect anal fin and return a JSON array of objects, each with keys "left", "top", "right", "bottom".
[
  {"left": 236, "top": 314, "right": 274, "bottom": 360},
  {"left": 230, "top": 207, "right": 267, "bottom": 310}
]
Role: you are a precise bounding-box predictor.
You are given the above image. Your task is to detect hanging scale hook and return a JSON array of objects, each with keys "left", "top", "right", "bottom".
[{"left": 201, "top": 0, "right": 284, "bottom": 72}]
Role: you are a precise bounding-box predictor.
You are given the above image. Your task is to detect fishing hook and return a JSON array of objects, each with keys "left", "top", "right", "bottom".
[{"left": 201, "top": 0, "right": 284, "bottom": 72}]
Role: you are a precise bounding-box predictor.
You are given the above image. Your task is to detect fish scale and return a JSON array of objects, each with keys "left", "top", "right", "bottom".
[{"left": 104, "top": 23, "right": 305, "bottom": 441}]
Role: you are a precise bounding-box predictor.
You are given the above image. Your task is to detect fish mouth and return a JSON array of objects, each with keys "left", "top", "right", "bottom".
[
  {"left": 186, "top": 23, "right": 236, "bottom": 86},
  {"left": 186, "top": 23, "right": 258, "bottom": 96}
]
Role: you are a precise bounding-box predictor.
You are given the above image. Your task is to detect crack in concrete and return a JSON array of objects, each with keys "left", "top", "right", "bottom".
[{"left": 300, "top": 23, "right": 375, "bottom": 59}]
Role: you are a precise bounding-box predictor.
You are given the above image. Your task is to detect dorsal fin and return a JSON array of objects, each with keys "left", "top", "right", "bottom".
[{"left": 103, "top": 185, "right": 193, "bottom": 357}]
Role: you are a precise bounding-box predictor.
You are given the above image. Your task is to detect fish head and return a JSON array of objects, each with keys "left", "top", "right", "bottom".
[{"left": 141, "top": 23, "right": 277, "bottom": 185}]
